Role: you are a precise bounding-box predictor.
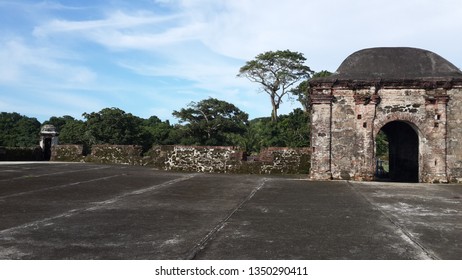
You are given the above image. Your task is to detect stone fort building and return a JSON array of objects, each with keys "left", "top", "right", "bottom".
[{"left": 309, "top": 47, "right": 462, "bottom": 183}]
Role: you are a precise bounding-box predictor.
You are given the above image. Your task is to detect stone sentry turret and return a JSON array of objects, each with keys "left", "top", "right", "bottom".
[{"left": 39, "top": 124, "right": 59, "bottom": 160}]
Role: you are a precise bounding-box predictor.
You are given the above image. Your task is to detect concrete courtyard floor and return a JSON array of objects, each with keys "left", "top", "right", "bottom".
[{"left": 0, "top": 162, "right": 461, "bottom": 260}]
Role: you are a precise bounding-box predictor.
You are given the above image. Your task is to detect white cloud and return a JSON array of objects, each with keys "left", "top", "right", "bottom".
[
  {"left": 0, "top": 38, "right": 97, "bottom": 86},
  {"left": 31, "top": 0, "right": 462, "bottom": 70},
  {"left": 34, "top": 10, "right": 179, "bottom": 36},
  {"left": 2, "top": 0, "right": 462, "bottom": 123},
  {"left": 33, "top": 10, "right": 195, "bottom": 51},
  {"left": 159, "top": 0, "right": 462, "bottom": 70}
]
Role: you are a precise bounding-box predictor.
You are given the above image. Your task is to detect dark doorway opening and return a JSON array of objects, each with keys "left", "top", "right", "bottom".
[
  {"left": 44, "top": 138, "right": 52, "bottom": 161},
  {"left": 376, "top": 121, "right": 419, "bottom": 182}
]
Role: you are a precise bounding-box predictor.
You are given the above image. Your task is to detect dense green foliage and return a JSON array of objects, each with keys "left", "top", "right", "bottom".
[
  {"left": 290, "top": 70, "right": 332, "bottom": 112},
  {"left": 83, "top": 108, "right": 150, "bottom": 148},
  {"left": 1, "top": 100, "right": 311, "bottom": 153},
  {"left": 238, "top": 50, "right": 313, "bottom": 122},
  {"left": 0, "top": 112, "right": 41, "bottom": 147},
  {"left": 172, "top": 98, "right": 249, "bottom": 146},
  {"left": 2, "top": 100, "right": 387, "bottom": 159},
  {"left": 376, "top": 130, "right": 389, "bottom": 159},
  {"left": 244, "top": 108, "right": 310, "bottom": 153},
  {"left": 39, "top": 108, "right": 174, "bottom": 153}
]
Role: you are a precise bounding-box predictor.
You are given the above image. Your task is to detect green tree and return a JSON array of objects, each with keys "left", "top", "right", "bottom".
[
  {"left": 238, "top": 50, "right": 313, "bottom": 122},
  {"left": 277, "top": 108, "right": 310, "bottom": 147},
  {"left": 83, "top": 108, "right": 152, "bottom": 150},
  {"left": 58, "top": 118, "right": 90, "bottom": 151},
  {"left": 245, "top": 109, "right": 310, "bottom": 153},
  {"left": 172, "top": 98, "right": 249, "bottom": 146},
  {"left": 142, "top": 116, "right": 173, "bottom": 145},
  {"left": 376, "top": 130, "right": 389, "bottom": 159},
  {"left": 43, "top": 115, "right": 76, "bottom": 132},
  {"left": 0, "top": 112, "right": 41, "bottom": 147},
  {"left": 290, "top": 70, "right": 332, "bottom": 112}
]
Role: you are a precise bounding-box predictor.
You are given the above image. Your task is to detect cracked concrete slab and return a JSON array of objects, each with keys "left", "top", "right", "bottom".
[{"left": 0, "top": 162, "right": 461, "bottom": 259}]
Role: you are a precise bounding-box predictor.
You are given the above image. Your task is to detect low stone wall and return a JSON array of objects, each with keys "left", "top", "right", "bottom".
[
  {"left": 258, "top": 147, "right": 311, "bottom": 174},
  {"left": 50, "top": 144, "right": 310, "bottom": 174},
  {"left": 87, "top": 145, "right": 144, "bottom": 165},
  {"left": 51, "top": 145, "right": 84, "bottom": 162},
  {"left": 146, "top": 145, "right": 245, "bottom": 173},
  {"left": 0, "top": 146, "right": 44, "bottom": 161}
]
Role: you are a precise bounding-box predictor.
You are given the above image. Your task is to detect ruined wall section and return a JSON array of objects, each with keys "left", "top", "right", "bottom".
[
  {"left": 330, "top": 89, "right": 357, "bottom": 180},
  {"left": 51, "top": 145, "right": 84, "bottom": 162},
  {"left": 310, "top": 88, "right": 334, "bottom": 180},
  {"left": 259, "top": 147, "right": 311, "bottom": 174},
  {"left": 87, "top": 145, "right": 144, "bottom": 165},
  {"left": 51, "top": 144, "right": 311, "bottom": 175},
  {"left": 161, "top": 145, "right": 243, "bottom": 173},
  {"left": 446, "top": 87, "right": 462, "bottom": 182},
  {"left": 352, "top": 87, "right": 380, "bottom": 180},
  {"left": 421, "top": 90, "right": 450, "bottom": 183}
]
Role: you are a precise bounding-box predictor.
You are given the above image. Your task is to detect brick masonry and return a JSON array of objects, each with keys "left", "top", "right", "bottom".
[
  {"left": 310, "top": 81, "right": 462, "bottom": 183},
  {"left": 309, "top": 48, "right": 462, "bottom": 183}
]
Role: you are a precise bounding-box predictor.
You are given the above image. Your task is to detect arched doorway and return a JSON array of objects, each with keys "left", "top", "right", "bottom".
[{"left": 376, "top": 121, "right": 419, "bottom": 182}]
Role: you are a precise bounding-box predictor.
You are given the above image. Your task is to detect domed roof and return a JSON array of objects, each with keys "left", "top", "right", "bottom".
[
  {"left": 40, "top": 124, "right": 58, "bottom": 135},
  {"left": 328, "top": 47, "right": 462, "bottom": 80}
]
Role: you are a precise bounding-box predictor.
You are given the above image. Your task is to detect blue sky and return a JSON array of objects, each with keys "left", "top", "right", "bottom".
[{"left": 1, "top": 0, "right": 462, "bottom": 123}]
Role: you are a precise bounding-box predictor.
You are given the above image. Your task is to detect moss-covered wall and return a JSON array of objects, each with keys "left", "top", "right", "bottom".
[
  {"left": 87, "top": 145, "right": 144, "bottom": 165},
  {"left": 49, "top": 144, "right": 311, "bottom": 174},
  {"left": 258, "top": 147, "right": 311, "bottom": 174},
  {"left": 51, "top": 145, "right": 84, "bottom": 162},
  {"left": 162, "top": 145, "right": 244, "bottom": 173}
]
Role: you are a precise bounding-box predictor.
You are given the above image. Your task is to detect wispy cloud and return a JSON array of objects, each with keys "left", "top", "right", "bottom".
[
  {"left": 33, "top": 10, "right": 182, "bottom": 37},
  {"left": 0, "top": 38, "right": 97, "bottom": 86},
  {"left": 1, "top": 0, "right": 462, "bottom": 123}
]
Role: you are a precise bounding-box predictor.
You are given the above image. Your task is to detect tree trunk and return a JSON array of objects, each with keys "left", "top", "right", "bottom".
[{"left": 271, "top": 98, "right": 278, "bottom": 123}]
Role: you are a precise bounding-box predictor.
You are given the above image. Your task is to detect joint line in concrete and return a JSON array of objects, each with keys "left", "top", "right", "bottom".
[
  {"left": 0, "top": 165, "right": 111, "bottom": 182},
  {"left": 185, "top": 177, "right": 269, "bottom": 260},
  {"left": 0, "top": 174, "right": 123, "bottom": 199},
  {"left": 0, "top": 173, "right": 197, "bottom": 236},
  {"left": 347, "top": 181, "right": 440, "bottom": 260}
]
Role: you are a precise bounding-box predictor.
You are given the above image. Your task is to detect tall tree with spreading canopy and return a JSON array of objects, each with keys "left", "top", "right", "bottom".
[{"left": 238, "top": 50, "right": 313, "bottom": 122}]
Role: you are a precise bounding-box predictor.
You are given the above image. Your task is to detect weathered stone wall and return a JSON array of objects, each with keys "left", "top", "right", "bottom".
[
  {"left": 86, "top": 145, "right": 144, "bottom": 165},
  {"left": 258, "top": 147, "right": 311, "bottom": 174},
  {"left": 0, "top": 146, "right": 43, "bottom": 161},
  {"left": 331, "top": 89, "right": 359, "bottom": 180},
  {"left": 446, "top": 87, "right": 462, "bottom": 183},
  {"left": 310, "top": 91, "right": 334, "bottom": 180},
  {"left": 309, "top": 47, "right": 462, "bottom": 183},
  {"left": 310, "top": 82, "right": 462, "bottom": 183},
  {"left": 49, "top": 144, "right": 311, "bottom": 174},
  {"left": 145, "top": 146, "right": 310, "bottom": 174},
  {"left": 51, "top": 145, "right": 84, "bottom": 162},
  {"left": 152, "top": 145, "right": 244, "bottom": 173}
]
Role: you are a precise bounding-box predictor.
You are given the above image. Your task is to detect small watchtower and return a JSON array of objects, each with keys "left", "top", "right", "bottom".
[{"left": 39, "top": 124, "right": 59, "bottom": 160}]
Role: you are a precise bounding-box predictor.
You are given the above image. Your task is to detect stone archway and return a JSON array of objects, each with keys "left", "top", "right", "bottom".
[
  {"left": 309, "top": 48, "right": 462, "bottom": 183},
  {"left": 378, "top": 121, "right": 419, "bottom": 182}
]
